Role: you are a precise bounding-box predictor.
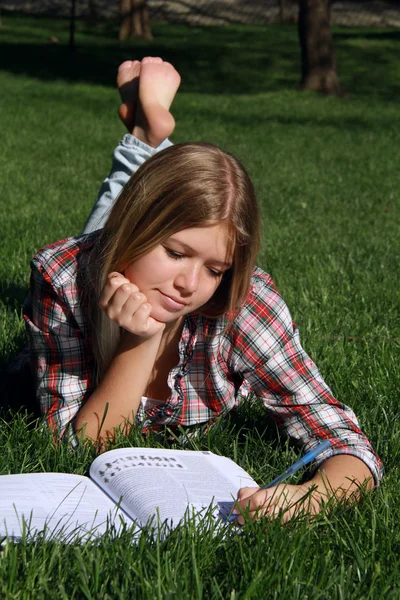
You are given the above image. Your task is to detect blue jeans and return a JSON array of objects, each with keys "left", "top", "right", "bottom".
[{"left": 82, "top": 134, "right": 172, "bottom": 234}]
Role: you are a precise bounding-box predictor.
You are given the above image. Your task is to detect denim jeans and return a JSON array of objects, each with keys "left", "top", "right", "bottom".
[{"left": 82, "top": 134, "right": 172, "bottom": 234}]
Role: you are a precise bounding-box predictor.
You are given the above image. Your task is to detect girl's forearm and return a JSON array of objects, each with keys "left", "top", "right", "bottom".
[
  {"left": 74, "top": 331, "right": 162, "bottom": 443},
  {"left": 309, "top": 454, "right": 375, "bottom": 504}
]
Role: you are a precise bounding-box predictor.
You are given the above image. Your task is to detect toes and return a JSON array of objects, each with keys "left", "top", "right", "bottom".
[
  {"left": 118, "top": 60, "right": 134, "bottom": 71},
  {"left": 142, "top": 56, "right": 163, "bottom": 64},
  {"left": 117, "top": 60, "right": 141, "bottom": 89},
  {"left": 118, "top": 59, "right": 140, "bottom": 74}
]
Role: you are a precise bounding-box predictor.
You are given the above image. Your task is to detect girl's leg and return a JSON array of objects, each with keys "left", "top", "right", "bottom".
[
  {"left": 130, "top": 56, "right": 181, "bottom": 148},
  {"left": 82, "top": 57, "right": 181, "bottom": 235},
  {"left": 117, "top": 59, "right": 141, "bottom": 134}
]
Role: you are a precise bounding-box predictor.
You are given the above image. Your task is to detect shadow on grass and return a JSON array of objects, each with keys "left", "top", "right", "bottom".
[
  {"left": 0, "top": 279, "right": 37, "bottom": 417},
  {"left": 0, "top": 283, "right": 28, "bottom": 311},
  {"left": 334, "top": 29, "right": 400, "bottom": 42},
  {"left": 1, "top": 15, "right": 399, "bottom": 99},
  {"left": 0, "top": 16, "right": 298, "bottom": 94},
  {"left": 0, "top": 356, "right": 40, "bottom": 421},
  {"left": 0, "top": 42, "right": 294, "bottom": 96}
]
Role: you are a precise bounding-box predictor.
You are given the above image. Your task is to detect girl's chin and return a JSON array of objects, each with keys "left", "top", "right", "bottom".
[{"left": 150, "top": 307, "right": 183, "bottom": 323}]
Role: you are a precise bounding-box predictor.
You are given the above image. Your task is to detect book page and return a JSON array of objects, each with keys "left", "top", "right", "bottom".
[
  {"left": 90, "top": 448, "right": 259, "bottom": 528},
  {"left": 0, "top": 473, "right": 132, "bottom": 541}
]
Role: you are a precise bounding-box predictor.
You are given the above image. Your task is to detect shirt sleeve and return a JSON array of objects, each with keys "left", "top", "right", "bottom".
[
  {"left": 82, "top": 134, "right": 173, "bottom": 234},
  {"left": 23, "top": 262, "right": 95, "bottom": 444},
  {"left": 227, "top": 272, "right": 383, "bottom": 484}
]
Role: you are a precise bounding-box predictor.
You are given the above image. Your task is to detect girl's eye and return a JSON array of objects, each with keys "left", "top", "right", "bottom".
[
  {"left": 165, "top": 247, "right": 223, "bottom": 278},
  {"left": 208, "top": 268, "right": 223, "bottom": 279},
  {"left": 165, "top": 248, "right": 183, "bottom": 260}
]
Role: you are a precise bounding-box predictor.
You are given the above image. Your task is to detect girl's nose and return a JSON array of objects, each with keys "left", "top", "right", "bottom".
[{"left": 175, "top": 264, "right": 199, "bottom": 293}]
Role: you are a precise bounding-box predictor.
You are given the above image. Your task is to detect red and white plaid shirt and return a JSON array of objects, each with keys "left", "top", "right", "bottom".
[{"left": 23, "top": 231, "right": 383, "bottom": 482}]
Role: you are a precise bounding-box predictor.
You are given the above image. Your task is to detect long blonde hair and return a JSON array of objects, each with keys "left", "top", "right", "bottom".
[{"left": 88, "top": 142, "right": 261, "bottom": 378}]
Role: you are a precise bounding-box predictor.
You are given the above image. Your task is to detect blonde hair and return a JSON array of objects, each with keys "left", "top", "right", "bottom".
[{"left": 88, "top": 142, "right": 261, "bottom": 377}]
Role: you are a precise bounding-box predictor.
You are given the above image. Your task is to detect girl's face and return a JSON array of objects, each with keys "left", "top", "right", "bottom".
[{"left": 124, "top": 223, "right": 233, "bottom": 323}]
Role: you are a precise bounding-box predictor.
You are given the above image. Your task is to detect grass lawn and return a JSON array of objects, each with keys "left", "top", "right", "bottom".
[{"left": 0, "top": 13, "right": 399, "bottom": 599}]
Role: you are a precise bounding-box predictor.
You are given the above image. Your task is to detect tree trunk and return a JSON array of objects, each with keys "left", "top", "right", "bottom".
[
  {"left": 279, "top": 0, "right": 286, "bottom": 23},
  {"left": 119, "top": 0, "right": 132, "bottom": 41},
  {"left": 120, "top": 0, "right": 153, "bottom": 40},
  {"left": 298, "top": 0, "right": 342, "bottom": 96},
  {"left": 86, "top": 0, "right": 97, "bottom": 28},
  {"left": 140, "top": 3, "right": 153, "bottom": 39},
  {"left": 69, "top": 0, "right": 77, "bottom": 50},
  {"left": 132, "top": 0, "right": 153, "bottom": 39}
]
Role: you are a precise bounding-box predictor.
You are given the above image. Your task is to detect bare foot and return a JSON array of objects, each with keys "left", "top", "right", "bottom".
[
  {"left": 133, "top": 57, "right": 181, "bottom": 148},
  {"left": 117, "top": 60, "right": 141, "bottom": 133}
]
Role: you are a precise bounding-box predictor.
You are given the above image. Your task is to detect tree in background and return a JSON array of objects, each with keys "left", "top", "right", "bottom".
[
  {"left": 86, "top": 0, "right": 98, "bottom": 28},
  {"left": 298, "top": 0, "right": 342, "bottom": 96},
  {"left": 119, "top": 0, "right": 153, "bottom": 40},
  {"left": 69, "top": 0, "right": 76, "bottom": 49}
]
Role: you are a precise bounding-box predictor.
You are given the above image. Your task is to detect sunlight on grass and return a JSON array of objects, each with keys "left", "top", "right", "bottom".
[{"left": 0, "top": 14, "right": 399, "bottom": 599}]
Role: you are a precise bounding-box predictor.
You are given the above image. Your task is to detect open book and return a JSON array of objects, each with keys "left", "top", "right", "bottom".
[{"left": 0, "top": 447, "right": 258, "bottom": 542}]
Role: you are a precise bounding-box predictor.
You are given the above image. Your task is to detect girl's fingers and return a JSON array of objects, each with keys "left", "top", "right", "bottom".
[
  {"left": 99, "top": 273, "right": 128, "bottom": 307},
  {"left": 120, "top": 289, "right": 148, "bottom": 317},
  {"left": 103, "top": 284, "right": 147, "bottom": 322},
  {"left": 124, "top": 301, "right": 164, "bottom": 338},
  {"left": 234, "top": 489, "right": 271, "bottom": 523},
  {"left": 119, "top": 293, "right": 149, "bottom": 328},
  {"left": 236, "top": 487, "right": 260, "bottom": 502},
  {"left": 234, "top": 484, "right": 318, "bottom": 525},
  {"left": 236, "top": 504, "right": 296, "bottom": 525},
  {"left": 100, "top": 272, "right": 139, "bottom": 308},
  {"left": 128, "top": 301, "right": 153, "bottom": 335},
  {"left": 99, "top": 272, "right": 165, "bottom": 337}
]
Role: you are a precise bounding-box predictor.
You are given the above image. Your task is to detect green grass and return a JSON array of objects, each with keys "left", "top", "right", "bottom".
[{"left": 1, "top": 14, "right": 400, "bottom": 599}]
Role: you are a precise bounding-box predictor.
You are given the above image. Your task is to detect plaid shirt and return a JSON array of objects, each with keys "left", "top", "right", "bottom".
[{"left": 23, "top": 231, "right": 383, "bottom": 482}]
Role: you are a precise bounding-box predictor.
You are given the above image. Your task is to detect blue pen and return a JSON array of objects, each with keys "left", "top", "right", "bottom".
[
  {"left": 260, "top": 439, "right": 331, "bottom": 489},
  {"left": 227, "top": 439, "right": 331, "bottom": 522}
]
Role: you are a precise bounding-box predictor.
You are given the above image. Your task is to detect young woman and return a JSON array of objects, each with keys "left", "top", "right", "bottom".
[{"left": 23, "top": 58, "right": 382, "bottom": 522}]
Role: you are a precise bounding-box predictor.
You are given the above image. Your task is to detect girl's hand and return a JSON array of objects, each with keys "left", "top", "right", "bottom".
[
  {"left": 234, "top": 483, "right": 322, "bottom": 525},
  {"left": 100, "top": 272, "right": 165, "bottom": 339}
]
